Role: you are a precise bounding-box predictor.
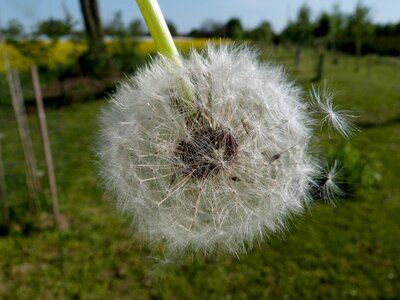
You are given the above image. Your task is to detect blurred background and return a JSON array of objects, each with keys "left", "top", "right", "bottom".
[{"left": 0, "top": 0, "right": 399, "bottom": 299}]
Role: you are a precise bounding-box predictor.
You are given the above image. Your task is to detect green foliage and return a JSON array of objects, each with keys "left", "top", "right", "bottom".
[
  {"left": 105, "top": 11, "right": 125, "bottom": 37},
  {"left": 347, "top": 2, "right": 374, "bottom": 44},
  {"left": 249, "top": 21, "right": 273, "bottom": 46},
  {"left": 328, "top": 3, "right": 345, "bottom": 40},
  {"left": 296, "top": 4, "right": 314, "bottom": 44},
  {"left": 314, "top": 13, "right": 331, "bottom": 39},
  {"left": 109, "top": 40, "right": 143, "bottom": 73},
  {"left": 101, "top": 11, "right": 143, "bottom": 73},
  {"left": 1, "top": 19, "right": 24, "bottom": 43},
  {"left": 280, "top": 4, "right": 313, "bottom": 49},
  {"left": 36, "top": 18, "right": 74, "bottom": 42},
  {"left": 326, "top": 142, "right": 382, "bottom": 197},
  {"left": 166, "top": 20, "right": 178, "bottom": 37},
  {"left": 277, "top": 2, "right": 399, "bottom": 57},
  {"left": 78, "top": 42, "right": 109, "bottom": 77},
  {"left": 128, "top": 19, "right": 145, "bottom": 36},
  {"left": 225, "top": 18, "right": 244, "bottom": 40}
]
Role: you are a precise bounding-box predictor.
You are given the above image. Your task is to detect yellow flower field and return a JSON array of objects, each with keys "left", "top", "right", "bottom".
[{"left": 0, "top": 38, "right": 227, "bottom": 73}]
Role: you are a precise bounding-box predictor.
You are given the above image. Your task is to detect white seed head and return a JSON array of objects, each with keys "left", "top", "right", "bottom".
[{"left": 98, "top": 44, "right": 321, "bottom": 255}]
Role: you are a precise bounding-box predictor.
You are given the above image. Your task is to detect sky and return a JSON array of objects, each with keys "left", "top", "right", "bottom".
[{"left": 0, "top": 0, "right": 399, "bottom": 34}]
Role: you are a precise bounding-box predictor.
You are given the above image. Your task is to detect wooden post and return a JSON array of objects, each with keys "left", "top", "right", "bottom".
[
  {"left": 31, "top": 65, "right": 60, "bottom": 226},
  {"left": 0, "top": 36, "right": 40, "bottom": 213},
  {"left": 10, "top": 68, "right": 41, "bottom": 212},
  {"left": 0, "top": 136, "right": 9, "bottom": 228},
  {"left": 1, "top": 36, "right": 40, "bottom": 213}
]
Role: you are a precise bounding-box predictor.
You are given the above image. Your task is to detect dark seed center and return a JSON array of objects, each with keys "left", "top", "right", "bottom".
[{"left": 175, "top": 126, "right": 238, "bottom": 179}]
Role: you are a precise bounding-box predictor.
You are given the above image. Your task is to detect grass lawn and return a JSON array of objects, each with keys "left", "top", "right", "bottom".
[{"left": 0, "top": 47, "right": 399, "bottom": 299}]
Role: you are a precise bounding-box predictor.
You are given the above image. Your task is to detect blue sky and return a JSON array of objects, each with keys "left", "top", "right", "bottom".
[{"left": 1, "top": 0, "right": 399, "bottom": 34}]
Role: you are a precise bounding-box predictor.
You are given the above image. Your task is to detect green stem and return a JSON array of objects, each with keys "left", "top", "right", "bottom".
[
  {"left": 136, "top": 0, "right": 181, "bottom": 65},
  {"left": 136, "top": 0, "right": 196, "bottom": 115}
]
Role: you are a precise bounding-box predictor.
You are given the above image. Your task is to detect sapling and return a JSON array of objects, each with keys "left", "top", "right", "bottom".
[{"left": 98, "top": 0, "right": 355, "bottom": 255}]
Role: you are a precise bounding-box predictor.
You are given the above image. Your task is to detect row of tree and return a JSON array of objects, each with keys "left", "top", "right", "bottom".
[
  {"left": 189, "top": 3, "right": 400, "bottom": 57},
  {"left": 1, "top": 8, "right": 155, "bottom": 43},
  {"left": 2, "top": 2, "right": 399, "bottom": 54},
  {"left": 1, "top": 0, "right": 399, "bottom": 78}
]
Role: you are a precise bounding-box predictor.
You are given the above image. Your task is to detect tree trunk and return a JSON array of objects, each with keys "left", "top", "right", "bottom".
[
  {"left": 79, "top": 0, "right": 103, "bottom": 46},
  {"left": 79, "top": 0, "right": 107, "bottom": 75}
]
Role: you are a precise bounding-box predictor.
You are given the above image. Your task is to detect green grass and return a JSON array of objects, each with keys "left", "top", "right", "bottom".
[{"left": 0, "top": 47, "right": 399, "bottom": 299}]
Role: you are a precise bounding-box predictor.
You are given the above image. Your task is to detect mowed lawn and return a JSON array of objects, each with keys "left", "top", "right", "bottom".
[{"left": 0, "top": 47, "right": 399, "bottom": 299}]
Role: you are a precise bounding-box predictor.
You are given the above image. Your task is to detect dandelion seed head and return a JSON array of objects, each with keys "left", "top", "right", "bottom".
[{"left": 99, "top": 44, "right": 320, "bottom": 254}]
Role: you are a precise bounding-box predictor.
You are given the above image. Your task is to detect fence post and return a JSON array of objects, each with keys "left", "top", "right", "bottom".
[
  {"left": 10, "top": 68, "right": 41, "bottom": 212},
  {"left": 31, "top": 65, "right": 60, "bottom": 226}
]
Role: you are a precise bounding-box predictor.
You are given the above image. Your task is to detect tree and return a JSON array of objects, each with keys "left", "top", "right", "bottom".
[
  {"left": 35, "top": 13, "right": 77, "bottom": 98},
  {"left": 104, "top": 11, "right": 140, "bottom": 73},
  {"left": 282, "top": 4, "right": 313, "bottom": 71},
  {"left": 36, "top": 5, "right": 75, "bottom": 43},
  {"left": 225, "top": 18, "right": 244, "bottom": 40},
  {"left": 252, "top": 21, "right": 273, "bottom": 44},
  {"left": 314, "top": 13, "right": 330, "bottom": 39},
  {"left": 129, "top": 19, "right": 145, "bottom": 36},
  {"left": 200, "top": 20, "right": 225, "bottom": 37},
  {"left": 1, "top": 19, "right": 24, "bottom": 43},
  {"left": 189, "top": 20, "right": 222, "bottom": 38},
  {"left": 166, "top": 20, "right": 178, "bottom": 36},
  {"left": 328, "top": 3, "right": 344, "bottom": 64},
  {"left": 348, "top": 2, "right": 374, "bottom": 71},
  {"left": 296, "top": 4, "right": 313, "bottom": 45},
  {"left": 295, "top": 4, "right": 313, "bottom": 70},
  {"left": 105, "top": 11, "right": 125, "bottom": 37},
  {"left": 36, "top": 18, "right": 74, "bottom": 42},
  {"left": 313, "top": 12, "right": 331, "bottom": 81}
]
